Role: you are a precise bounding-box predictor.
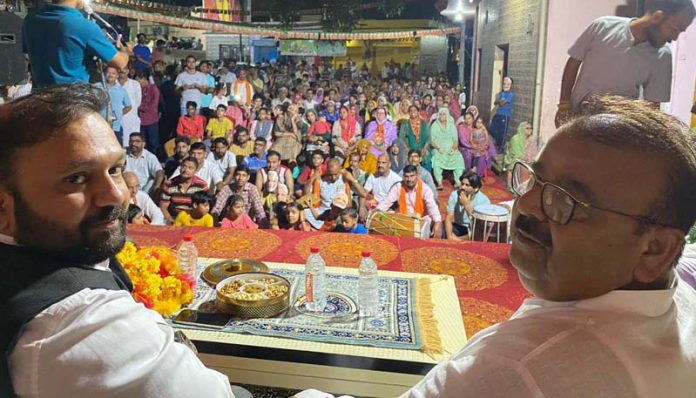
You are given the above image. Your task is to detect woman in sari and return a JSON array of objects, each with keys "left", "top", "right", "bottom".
[
  {"left": 270, "top": 103, "right": 302, "bottom": 162},
  {"left": 399, "top": 105, "right": 431, "bottom": 170},
  {"left": 364, "top": 107, "right": 398, "bottom": 157},
  {"left": 502, "top": 121, "right": 537, "bottom": 185},
  {"left": 430, "top": 108, "right": 465, "bottom": 190},
  {"left": 343, "top": 139, "right": 377, "bottom": 176},
  {"left": 332, "top": 105, "right": 362, "bottom": 156}
]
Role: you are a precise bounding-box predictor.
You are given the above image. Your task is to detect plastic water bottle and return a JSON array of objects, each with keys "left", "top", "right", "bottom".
[
  {"left": 304, "top": 247, "right": 327, "bottom": 312},
  {"left": 358, "top": 251, "right": 380, "bottom": 317},
  {"left": 177, "top": 234, "right": 198, "bottom": 294}
]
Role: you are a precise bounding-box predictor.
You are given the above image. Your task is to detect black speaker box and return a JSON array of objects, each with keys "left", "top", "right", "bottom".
[{"left": 0, "top": 12, "right": 26, "bottom": 86}]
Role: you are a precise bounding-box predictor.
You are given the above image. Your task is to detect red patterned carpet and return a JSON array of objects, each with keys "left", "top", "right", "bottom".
[{"left": 129, "top": 175, "right": 523, "bottom": 336}]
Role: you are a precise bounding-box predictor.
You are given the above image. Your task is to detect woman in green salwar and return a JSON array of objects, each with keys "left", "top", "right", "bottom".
[
  {"left": 502, "top": 121, "right": 538, "bottom": 186},
  {"left": 399, "top": 105, "right": 432, "bottom": 171},
  {"left": 430, "top": 107, "right": 465, "bottom": 190}
]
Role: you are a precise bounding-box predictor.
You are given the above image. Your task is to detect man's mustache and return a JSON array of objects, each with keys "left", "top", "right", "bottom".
[
  {"left": 514, "top": 213, "right": 552, "bottom": 248},
  {"left": 82, "top": 206, "right": 127, "bottom": 228}
]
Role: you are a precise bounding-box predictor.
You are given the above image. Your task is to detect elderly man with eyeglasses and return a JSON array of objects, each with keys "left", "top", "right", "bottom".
[{"left": 396, "top": 96, "right": 696, "bottom": 397}]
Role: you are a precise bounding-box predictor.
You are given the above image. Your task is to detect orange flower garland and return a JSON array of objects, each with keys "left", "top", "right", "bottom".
[{"left": 116, "top": 241, "right": 194, "bottom": 316}]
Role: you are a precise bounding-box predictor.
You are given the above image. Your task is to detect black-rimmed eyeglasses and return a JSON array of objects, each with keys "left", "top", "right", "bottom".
[{"left": 510, "top": 161, "right": 668, "bottom": 227}]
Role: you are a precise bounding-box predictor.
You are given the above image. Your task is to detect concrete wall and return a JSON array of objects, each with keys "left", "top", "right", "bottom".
[
  {"left": 473, "top": 0, "right": 542, "bottom": 134},
  {"left": 419, "top": 36, "right": 448, "bottom": 77}
]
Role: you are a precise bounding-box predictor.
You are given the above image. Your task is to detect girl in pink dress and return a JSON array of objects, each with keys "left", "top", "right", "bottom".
[{"left": 220, "top": 195, "right": 258, "bottom": 229}]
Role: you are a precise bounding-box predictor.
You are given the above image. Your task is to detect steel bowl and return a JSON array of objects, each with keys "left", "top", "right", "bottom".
[{"left": 201, "top": 259, "right": 269, "bottom": 286}]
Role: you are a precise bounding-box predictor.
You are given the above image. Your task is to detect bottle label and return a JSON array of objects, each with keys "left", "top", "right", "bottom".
[{"left": 305, "top": 273, "right": 314, "bottom": 304}]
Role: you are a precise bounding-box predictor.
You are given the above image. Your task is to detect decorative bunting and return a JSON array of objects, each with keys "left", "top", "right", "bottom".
[{"left": 91, "top": 0, "right": 462, "bottom": 41}]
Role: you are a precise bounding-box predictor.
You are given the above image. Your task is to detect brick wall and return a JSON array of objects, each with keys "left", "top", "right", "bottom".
[{"left": 473, "top": 0, "right": 541, "bottom": 135}]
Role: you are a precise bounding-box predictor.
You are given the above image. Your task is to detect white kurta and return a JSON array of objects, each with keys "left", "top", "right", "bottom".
[{"left": 119, "top": 78, "right": 142, "bottom": 146}]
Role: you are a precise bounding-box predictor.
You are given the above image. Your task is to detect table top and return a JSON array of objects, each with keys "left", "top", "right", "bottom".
[{"left": 177, "top": 260, "right": 467, "bottom": 375}]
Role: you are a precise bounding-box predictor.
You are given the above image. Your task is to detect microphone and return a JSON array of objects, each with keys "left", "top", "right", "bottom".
[{"left": 83, "top": 3, "right": 120, "bottom": 43}]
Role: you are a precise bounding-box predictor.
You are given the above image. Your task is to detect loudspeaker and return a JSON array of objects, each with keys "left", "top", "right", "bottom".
[{"left": 0, "top": 12, "right": 27, "bottom": 86}]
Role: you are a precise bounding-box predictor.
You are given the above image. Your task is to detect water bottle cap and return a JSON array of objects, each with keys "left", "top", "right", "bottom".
[
  {"left": 183, "top": 234, "right": 193, "bottom": 242},
  {"left": 361, "top": 251, "right": 371, "bottom": 257},
  {"left": 310, "top": 247, "right": 320, "bottom": 254}
]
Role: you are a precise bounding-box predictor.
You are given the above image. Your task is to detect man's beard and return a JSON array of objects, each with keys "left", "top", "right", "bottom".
[
  {"left": 12, "top": 190, "right": 127, "bottom": 265},
  {"left": 646, "top": 24, "right": 665, "bottom": 48}
]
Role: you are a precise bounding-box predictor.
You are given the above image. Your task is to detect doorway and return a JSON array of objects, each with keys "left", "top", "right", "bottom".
[{"left": 490, "top": 44, "right": 508, "bottom": 112}]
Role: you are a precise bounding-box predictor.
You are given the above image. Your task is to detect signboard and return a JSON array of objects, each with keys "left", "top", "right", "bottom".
[
  {"left": 317, "top": 41, "right": 347, "bottom": 57},
  {"left": 279, "top": 40, "right": 318, "bottom": 56},
  {"left": 201, "top": 0, "right": 241, "bottom": 22}
]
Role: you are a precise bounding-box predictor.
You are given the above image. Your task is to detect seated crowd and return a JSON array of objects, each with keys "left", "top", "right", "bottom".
[{"left": 122, "top": 56, "right": 529, "bottom": 240}]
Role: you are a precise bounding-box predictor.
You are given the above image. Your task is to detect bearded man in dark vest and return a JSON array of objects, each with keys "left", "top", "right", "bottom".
[{"left": 0, "top": 85, "right": 236, "bottom": 397}]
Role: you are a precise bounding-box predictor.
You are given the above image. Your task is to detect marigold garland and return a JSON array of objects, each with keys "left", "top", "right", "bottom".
[{"left": 116, "top": 241, "right": 194, "bottom": 316}]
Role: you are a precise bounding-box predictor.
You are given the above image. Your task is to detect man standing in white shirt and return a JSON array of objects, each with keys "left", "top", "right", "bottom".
[
  {"left": 123, "top": 172, "right": 165, "bottom": 225},
  {"left": 171, "top": 142, "right": 223, "bottom": 192},
  {"left": 175, "top": 55, "right": 207, "bottom": 115},
  {"left": 0, "top": 84, "right": 236, "bottom": 397},
  {"left": 365, "top": 154, "right": 402, "bottom": 207},
  {"left": 555, "top": 0, "right": 695, "bottom": 126},
  {"left": 124, "top": 133, "right": 164, "bottom": 194},
  {"left": 117, "top": 67, "right": 142, "bottom": 147}
]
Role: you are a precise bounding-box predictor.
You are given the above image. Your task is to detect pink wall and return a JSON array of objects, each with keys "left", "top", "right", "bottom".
[
  {"left": 539, "top": 0, "right": 696, "bottom": 143},
  {"left": 663, "top": 0, "right": 696, "bottom": 126}
]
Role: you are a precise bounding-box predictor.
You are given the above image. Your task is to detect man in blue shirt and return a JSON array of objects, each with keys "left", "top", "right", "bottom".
[
  {"left": 444, "top": 172, "right": 490, "bottom": 240},
  {"left": 23, "top": 0, "right": 129, "bottom": 89},
  {"left": 133, "top": 33, "right": 151, "bottom": 73},
  {"left": 96, "top": 65, "right": 131, "bottom": 145},
  {"left": 242, "top": 138, "right": 268, "bottom": 183},
  {"left": 491, "top": 76, "right": 514, "bottom": 152}
]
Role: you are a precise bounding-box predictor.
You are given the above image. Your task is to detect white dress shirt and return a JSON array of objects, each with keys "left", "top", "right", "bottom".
[
  {"left": 402, "top": 274, "right": 696, "bottom": 398},
  {"left": 119, "top": 78, "right": 143, "bottom": 146},
  {"left": 10, "top": 289, "right": 235, "bottom": 398},
  {"left": 125, "top": 149, "right": 163, "bottom": 193}
]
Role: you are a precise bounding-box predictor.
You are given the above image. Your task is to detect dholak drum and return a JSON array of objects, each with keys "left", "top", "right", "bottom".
[
  {"left": 366, "top": 211, "right": 424, "bottom": 238},
  {"left": 471, "top": 204, "right": 509, "bottom": 243}
]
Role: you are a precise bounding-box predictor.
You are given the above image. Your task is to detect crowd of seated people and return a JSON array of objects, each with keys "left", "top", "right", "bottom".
[{"left": 67, "top": 54, "right": 530, "bottom": 239}]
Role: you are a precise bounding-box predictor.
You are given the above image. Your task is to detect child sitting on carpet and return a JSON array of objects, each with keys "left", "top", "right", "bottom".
[
  {"left": 305, "top": 193, "right": 349, "bottom": 232},
  {"left": 174, "top": 191, "right": 214, "bottom": 227},
  {"left": 284, "top": 202, "right": 311, "bottom": 231},
  {"left": 127, "top": 204, "right": 148, "bottom": 225},
  {"left": 333, "top": 207, "right": 367, "bottom": 234},
  {"left": 221, "top": 194, "right": 258, "bottom": 229}
]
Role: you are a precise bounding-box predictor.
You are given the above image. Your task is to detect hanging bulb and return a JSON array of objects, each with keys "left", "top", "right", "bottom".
[{"left": 440, "top": 0, "right": 475, "bottom": 20}]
